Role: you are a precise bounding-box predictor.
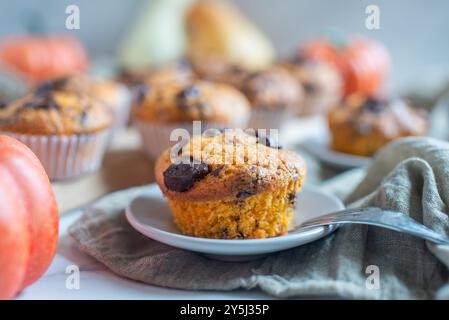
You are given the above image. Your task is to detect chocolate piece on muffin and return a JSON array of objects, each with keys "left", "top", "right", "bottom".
[
  {"left": 328, "top": 95, "right": 428, "bottom": 156},
  {"left": 155, "top": 129, "right": 306, "bottom": 239}
]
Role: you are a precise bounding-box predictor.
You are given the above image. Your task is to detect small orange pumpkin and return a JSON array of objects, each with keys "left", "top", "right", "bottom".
[
  {"left": 0, "top": 135, "right": 59, "bottom": 299},
  {"left": 0, "top": 35, "right": 88, "bottom": 84},
  {"left": 300, "top": 36, "right": 390, "bottom": 97}
]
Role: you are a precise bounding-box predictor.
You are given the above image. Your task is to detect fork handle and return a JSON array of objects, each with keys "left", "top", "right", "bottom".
[{"left": 295, "top": 207, "right": 449, "bottom": 245}]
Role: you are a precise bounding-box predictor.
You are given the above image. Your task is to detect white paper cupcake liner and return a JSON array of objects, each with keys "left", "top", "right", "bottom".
[
  {"left": 134, "top": 115, "right": 249, "bottom": 159},
  {"left": 112, "top": 86, "right": 132, "bottom": 130},
  {"left": 4, "top": 130, "right": 111, "bottom": 181},
  {"left": 248, "top": 108, "right": 289, "bottom": 130}
]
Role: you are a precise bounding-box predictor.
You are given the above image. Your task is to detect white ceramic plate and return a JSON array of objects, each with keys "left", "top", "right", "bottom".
[
  {"left": 301, "top": 135, "right": 372, "bottom": 169},
  {"left": 126, "top": 184, "right": 344, "bottom": 261}
]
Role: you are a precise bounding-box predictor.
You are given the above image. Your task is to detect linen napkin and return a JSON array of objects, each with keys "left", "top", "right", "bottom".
[{"left": 69, "top": 137, "right": 449, "bottom": 299}]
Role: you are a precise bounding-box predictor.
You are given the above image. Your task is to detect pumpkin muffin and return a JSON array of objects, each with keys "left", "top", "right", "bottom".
[
  {"left": 155, "top": 129, "right": 306, "bottom": 239},
  {"left": 280, "top": 57, "right": 342, "bottom": 116},
  {"left": 119, "top": 61, "right": 195, "bottom": 87},
  {"left": 328, "top": 95, "right": 427, "bottom": 157},
  {"left": 238, "top": 67, "right": 303, "bottom": 130},
  {"left": 133, "top": 79, "right": 250, "bottom": 158},
  {"left": 34, "top": 75, "right": 132, "bottom": 130},
  {"left": 0, "top": 87, "right": 113, "bottom": 180}
]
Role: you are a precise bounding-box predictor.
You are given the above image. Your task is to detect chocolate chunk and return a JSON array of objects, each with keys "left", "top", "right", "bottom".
[
  {"left": 132, "top": 82, "right": 149, "bottom": 105},
  {"left": 288, "top": 192, "right": 296, "bottom": 206},
  {"left": 0, "top": 101, "right": 6, "bottom": 109},
  {"left": 363, "top": 97, "right": 386, "bottom": 113},
  {"left": 236, "top": 190, "right": 255, "bottom": 199},
  {"left": 177, "top": 85, "right": 200, "bottom": 101},
  {"left": 303, "top": 82, "right": 318, "bottom": 94},
  {"left": 163, "top": 162, "right": 210, "bottom": 192},
  {"left": 211, "top": 166, "right": 224, "bottom": 177},
  {"left": 256, "top": 131, "right": 282, "bottom": 149},
  {"left": 35, "top": 77, "right": 69, "bottom": 95},
  {"left": 24, "top": 94, "right": 60, "bottom": 110}
]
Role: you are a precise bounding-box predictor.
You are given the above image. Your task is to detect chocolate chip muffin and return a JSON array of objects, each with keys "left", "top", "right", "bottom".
[
  {"left": 119, "top": 61, "right": 195, "bottom": 87},
  {"left": 328, "top": 95, "right": 428, "bottom": 156},
  {"left": 0, "top": 87, "right": 113, "bottom": 180},
  {"left": 280, "top": 57, "right": 342, "bottom": 116},
  {"left": 155, "top": 129, "right": 306, "bottom": 239},
  {"left": 133, "top": 80, "right": 250, "bottom": 158},
  {"left": 34, "top": 75, "right": 131, "bottom": 130},
  {"left": 237, "top": 67, "right": 303, "bottom": 130}
]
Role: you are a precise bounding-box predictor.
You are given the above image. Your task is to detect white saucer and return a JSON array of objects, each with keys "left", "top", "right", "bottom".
[
  {"left": 125, "top": 184, "right": 344, "bottom": 261},
  {"left": 301, "top": 135, "right": 372, "bottom": 169}
]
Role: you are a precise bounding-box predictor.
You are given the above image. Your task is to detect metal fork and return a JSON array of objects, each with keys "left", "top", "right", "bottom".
[{"left": 291, "top": 207, "right": 449, "bottom": 245}]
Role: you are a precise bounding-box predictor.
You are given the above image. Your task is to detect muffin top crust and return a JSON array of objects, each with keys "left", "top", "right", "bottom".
[
  {"left": 239, "top": 67, "right": 304, "bottom": 110},
  {"left": 133, "top": 80, "right": 250, "bottom": 123},
  {"left": 328, "top": 95, "right": 427, "bottom": 137},
  {"left": 33, "top": 75, "right": 129, "bottom": 111},
  {"left": 119, "top": 61, "right": 195, "bottom": 87},
  {"left": 280, "top": 58, "right": 342, "bottom": 98},
  {"left": 155, "top": 129, "right": 306, "bottom": 202},
  {"left": 0, "top": 86, "right": 112, "bottom": 135}
]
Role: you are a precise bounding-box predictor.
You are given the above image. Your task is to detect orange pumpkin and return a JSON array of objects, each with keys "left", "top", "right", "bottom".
[
  {"left": 0, "top": 135, "right": 59, "bottom": 299},
  {"left": 300, "top": 37, "right": 390, "bottom": 97},
  {"left": 0, "top": 35, "right": 88, "bottom": 84}
]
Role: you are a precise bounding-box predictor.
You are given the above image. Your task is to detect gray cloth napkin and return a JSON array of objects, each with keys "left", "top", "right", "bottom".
[{"left": 69, "top": 137, "right": 449, "bottom": 299}]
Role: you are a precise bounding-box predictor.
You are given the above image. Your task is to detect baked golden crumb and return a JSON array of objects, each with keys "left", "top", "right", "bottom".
[{"left": 155, "top": 129, "right": 306, "bottom": 239}]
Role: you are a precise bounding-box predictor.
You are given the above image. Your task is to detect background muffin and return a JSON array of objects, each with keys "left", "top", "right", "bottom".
[
  {"left": 328, "top": 95, "right": 427, "bottom": 156},
  {"left": 133, "top": 79, "right": 250, "bottom": 158},
  {"left": 238, "top": 67, "right": 303, "bottom": 130},
  {"left": 155, "top": 129, "right": 306, "bottom": 239},
  {"left": 34, "top": 75, "right": 132, "bottom": 131},
  {"left": 0, "top": 87, "right": 113, "bottom": 180},
  {"left": 280, "top": 57, "right": 342, "bottom": 116}
]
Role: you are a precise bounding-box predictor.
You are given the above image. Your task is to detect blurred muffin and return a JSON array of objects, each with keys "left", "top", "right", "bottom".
[
  {"left": 118, "top": 61, "right": 194, "bottom": 87},
  {"left": 188, "top": 53, "right": 247, "bottom": 87},
  {"left": 0, "top": 87, "right": 113, "bottom": 180},
  {"left": 238, "top": 67, "right": 303, "bottom": 130},
  {"left": 155, "top": 129, "right": 306, "bottom": 239},
  {"left": 280, "top": 57, "right": 343, "bottom": 116},
  {"left": 328, "top": 95, "right": 427, "bottom": 156},
  {"left": 35, "top": 75, "right": 132, "bottom": 130},
  {"left": 133, "top": 79, "right": 250, "bottom": 158}
]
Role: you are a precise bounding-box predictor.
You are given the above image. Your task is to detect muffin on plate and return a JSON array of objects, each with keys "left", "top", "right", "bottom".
[
  {"left": 328, "top": 95, "right": 427, "bottom": 157},
  {"left": 155, "top": 129, "right": 306, "bottom": 239},
  {"left": 36, "top": 75, "right": 132, "bottom": 131},
  {"left": 0, "top": 86, "right": 113, "bottom": 180},
  {"left": 132, "top": 79, "right": 250, "bottom": 158},
  {"left": 239, "top": 67, "right": 303, "bottom": 130},
  {"left": 280, "top": 57, "right": 342, "bottom": 116}
]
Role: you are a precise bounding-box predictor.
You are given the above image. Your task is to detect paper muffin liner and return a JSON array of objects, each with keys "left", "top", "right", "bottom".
[
  {"left": 134, "top": 114, "right": 249, "bottom": 159},
  {"left": 111, "top": 86, "right": 132, "bottom": 131},
  {"left": 4, "top": 129, "right": 111, "bottom": 181},
  {"left": 248, "top": 108, "right": 289, "bottom": 130}
]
